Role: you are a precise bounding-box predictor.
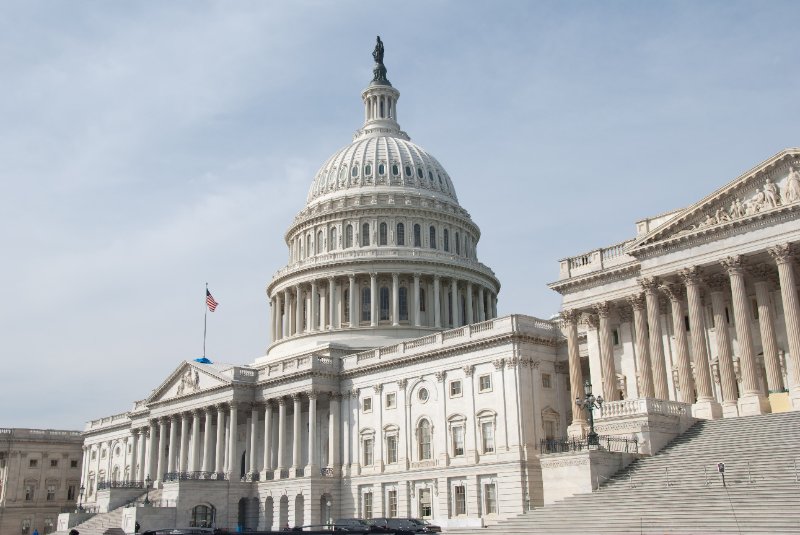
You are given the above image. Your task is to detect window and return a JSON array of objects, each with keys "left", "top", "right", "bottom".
[
  {"left": 541, "top": 373, "right": 552, "bottom": 389},
  {"left": 479, "top": 374, "right": 492, "bottom": 392},
  {"left": 21, "top": 519, "right": 31, "bottom": 535},
  {"left": 418, "top": 420, "right": 432, "bottom": 460},
  {"left": 330, "top": 227, "right": 337, "bottom": 250},
  {"left": 612, "top": 329, "right": 620, "bottom": 346},
  {"left": 481, "top": 422, "right": 495, "bottom": 453},
  {"left": 444, "top": 229, "right": 449, "bottom": 252},
  {"left": 317, "top": 230, "right": 323, "bottom": 254},
  {"left": 361, "top": 223, "right": 370, "bottom": 246},
  {"left": 544, "top": 420, "right": 556, "bottom": 440},
  {"left": 452, "top": 426, "right": 465, "bottom": 457},
  {"left": 418, "top": 388, "right": 429, "bottom": 402},
  {"left": 363, "top": 397, "right": 373, "bottom": 413},
  {"left": 387, "top": 489, "right": 398, "bottom": 518},
  {"left": 363, "top": 439, "right": 374, "bottom": 466},
  {"left": 91, "top": 451, "right": 96, "bottom": 460},
  {"left": 24, "top": 484, "right": 34, "bottom": 501},
  {"left": 396, "top": 223, "right": 405, "bottom": 246},
  {"left": 67, "top": 484, "right": 76, "bottom": 501},
  {"left": 399, "top": 287, "right": 408, "bottom": 321},
  {"left": 344, "top": 289, "right": 350, "bottom": 323},
  {"left": 191, "top": 504, "right": 215, "bottom": 528},
  {"left": 362, "top": 287, "right": 371, "bottom": 322},
  {"left": 454, "top": 485, "right": 466, "bottom": 515},
  {"left": 363, "top": 492, "right": 373, "bottom": 519},
  {"left": 417, "top": 167, "right": 424, "bottom": 179},
  {"left": 43, "top": 518, "right": 55, "bottom": 535},
  {"left": 392, "top": 164, "right": 399, "bottom": 176},
  {"left": 345, "top": 224, "right": 353, "bottom": 248},
  {"left": 351, "top": 166, "right": 358, "bottom": 177},
  {"left": 418, "top": 488, "right": 432, "bottom": 518},
  {"left": 70, "top": 460, "right": 78, "bottom": 468},
  {"left": 450, "top": 380, "right": 462, "bottom": 398},
  {"left": 420, "top": 288, "right": 426, "bottom": 311},
  {"left": 386, "top": 435, "right": 398, "bottom": 464},
  {"left": 455, "top": 232, "right": 461, "bottom": 255},
  {"left": 306, "top": 233, "right": 311, "bottom": 258},
  {"left": 414, "top": 224, "right": 421, "bottom": 247},
  {"left": 405, "top": 165, "right": 412, "bottom": 177},
  {"left": 379, "top": 222, "right": 388, "bottom": 246},
  {"left": 365, "top": 164, "right": 372, "bottom": 176},
  {"left": 380, "top": 287, "right": 390, "bottom": 321},
  {"left": 429, "top": 226, "right": 437, "bottom": 249},
  {"left": 484, "top": 484, "right": 497, "bottom": 514},
  {"left": 385, "top": 392, "right": 397, "bottom": 409},
  {"left": 46, "top": 484, "right": 56, "bottom": 501},
  {"left": 49, "top": 459, "right": 58, "bottom": 468},
  {"left": 29, "top": 459, "right": 38, "bottom": 468},
  {"left": 379, "top": 163, "right": 385, "bottom": 175}
]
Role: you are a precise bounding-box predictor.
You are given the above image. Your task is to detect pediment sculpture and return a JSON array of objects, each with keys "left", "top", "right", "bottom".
[{"left": 175, "top": 368, "right": 200, "bottom": 396}]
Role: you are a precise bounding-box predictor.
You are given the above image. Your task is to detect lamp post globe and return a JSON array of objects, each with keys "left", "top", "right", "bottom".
[{"left": 576, "top": 379, "right": 604, "bottom": 446}]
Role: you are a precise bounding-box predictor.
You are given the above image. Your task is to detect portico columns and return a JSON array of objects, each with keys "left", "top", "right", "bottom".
[
  {"left": 329, "top": 394, "right": 341, "bottom": 468},
  {"left": 594, "top": 302, "right": 619, "bottom": 401},
  {"left": 137, "top": 430, "right": 147, "bottom": 481},
  {"left": 155, "top": 418, "right": 167, "bottom": 482},
  {"left": 706, "top": 276, "right": 739, "bottom": 415},
  {"left": 370, "top": 273, "right": 378, "bottom": 327},
  {"left": 277, "top": 398, "right": 287, "bottom": 473},
  {"left": 769, "top": 243, "right": 800, "bottom": 408},
  {"left": 433, "top": 276, "right": 442, "bottom": 328},
  {"left": 392, "top": 273, "right": 400, "bottom": 326},
  {"left": 627, "top": 294, "right": 654, "bottom": 398},
  {"left": 466, "top": 282, "right": 474, "bottom": 324},
  {"left": 147, "top": 420, "right": 158, "bottom": 480},
  {"left": 295, "top": 285, "right": 303, "bottom": 335},
  {"left": 202, "top": 407, "right": 214, "bottom": 473},
  {"left": 129, "top": 430, "right": 139, "bottom": 482},
  {"left": 190, "top": 410, "right": 202, "bottom": 471},
  {"left": 179, "top": 412, "right": 190, "bottom": 472},
  {"left": 248, "top": 405, "right": 259, "bottom": 479},
  {"left": 214, "top": 404, "right": 226, "bottom": 476},
  {"left": 413, "top": 274, "right": 421, "bottom": 327},
  {"left": 308, "top": 392, "right": 319, "bottom": 470},
  {"left": 451, "top": 279, "right": 459, "bottom": 328},
  {"left": 227, "top": 403, "right": 239, "bottom": 476},
  {"left": 662, "top": 283, "right": 695, "bottom": 404},
  {"left": 274, "top": 294, "right": 283, "bottom": 341},
  {"left": 640, "top": 277, "right": 670, "bottom": 400},
  {"left": 478, "top": 287, "right": 485, "bottom": 322},
  {"left": 262, "top": 402, "right": 273, "bottom": 476},
  {"left": 562, "top": 309, "right": 586, "bottom": 436},
  {"left": 751, "top": 265, "right": 784, "bottom": 394},
  {"left": 328, "top": 277, "right": 336, "bottom": 330},
  {"left": 349, "top": 275, "right": 356, "bottom": 327},
  {"left": 310, "top": 281, "right": 318, "bottom": 331},
  {"left": 723, "top": 255, "right": 769, "bottom": 415},
  {"left": 167, "top": 416, "right": 179, "bottom": 474},
  {"left": 291, "top": 393, "right": 303, "bottom": 476}
]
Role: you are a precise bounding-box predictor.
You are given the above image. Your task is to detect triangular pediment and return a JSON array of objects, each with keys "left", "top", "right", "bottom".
[
  {"left": 627, "top": 148, "right": 800, "bottom": 254},
  {"left": 146, "top": 360, "right": 232, "bottom": 404}
]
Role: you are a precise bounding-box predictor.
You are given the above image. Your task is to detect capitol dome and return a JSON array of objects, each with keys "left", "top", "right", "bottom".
[{"left": 263, "top": 37, "right": 500, "bottom": 361}]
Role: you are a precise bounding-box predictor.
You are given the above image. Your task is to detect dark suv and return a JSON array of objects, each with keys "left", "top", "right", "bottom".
[
  {"left": 334, "top": 519, "right": 390, "bottom": 533},
  {"left": 406, "top": 519, "right": 441, "bottom": 533},
  {"left": 367, "top": 518, "right": 423, "bottom": 534}
]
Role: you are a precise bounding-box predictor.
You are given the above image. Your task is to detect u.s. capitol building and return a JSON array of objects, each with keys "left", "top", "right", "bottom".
[{"left": 69, "top": 39, "right": 800, "bottom": 533}]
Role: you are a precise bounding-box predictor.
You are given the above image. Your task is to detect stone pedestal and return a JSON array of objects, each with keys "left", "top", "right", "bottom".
[
  {"left": 691, "top": 399, "right": 722, "bottom": 420},
  {"left": 596, "top": 398, "right": 695, "bottom": 456},
  {"left": 770, "top": 392, "right": 791, "bottom": 413},
  {"left": 722, "top": 402, "right": 740, "bottom": 418},
  {"left": 738, "top": 393, "right": 770, "bottom": 416},
  {"left": 540, "top": 449, "right": 639, "bottom": 505}
]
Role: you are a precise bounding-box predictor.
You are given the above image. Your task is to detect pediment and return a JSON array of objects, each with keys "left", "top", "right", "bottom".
[
  {"left": 146, "top": 361, "right": 231, "bottom": 404},
  {"left": 627, "top": 148, "right": 800, "bottom": 254}
]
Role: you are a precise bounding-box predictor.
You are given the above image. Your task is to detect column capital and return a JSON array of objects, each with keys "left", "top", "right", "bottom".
[
  {"left": 721, "top": 254, "right": 748, "bottom": 275},
  {"left": 463, "top": 365, "right": 475, "bottom": 377},
  {"left": 434, "top": 370, "right": 446, "bottom": 382},
  {"left": 204, "top": 405, "right": 215, "bottom": 414},
  {"left": 705, "top": 273, "right": 730, "bottom": 293},
  {"left": 748, "top": 263, "right": 778, "bottom": 284},
  {"left": 678, "top": 266, "right": 704, "bottom": 286},
  {"left": 215, "top": 402, "right": 227, "bottom": 411},
  {"left": 350, "top": 388, "right": 360, "bottom": 398},
  {"left": 291, "top": 392, "right": 303, "bottom": 402},
  {"left": 348, "top": 273, "right": 356, "bottom": 281},
  {"left": 660, "top": 282, "right": 685, "bottom": 303},
  {"left": 592, "top": 301, "right": 613, "bottom": 318},
  {"left": 626, "top": 293, "right": 646, "bottom": 310},
  {"left": 638, "top": 276, "right": 661, "bottom": 293},
  {"left": 277, "top": 396, "right": 288, "bottom": 407},
  {"left": 191, "top": 408, "right": 203, "bottom": 417},
  {"left": 392, "top": 272, "right": 399, "bottom": 281},
  {"left": 616, "top": 305, "right": 633, "bottom": 324},
  {"left": 559, "top": 308, "right": 581, "bottom": 325},
  {"left": 492, "top": 358, "right": 505, "bottom": 370},
  {"left": 767, "top": 242, "right": 795, "bottom": 265},
  {"left": 307, "top": 390, "right": 320, "bottom": 400},
  {"left": 434, "top": 274, "right": 441, "bottom": 281},
  {"left": 397, "top": 378, "right": 408, "bottom": 389},
  {"left": 328, "top": 391, "right": 343, "bottom": 401},
  {"left": 584, "top": 313, "right": 599, "bottom": 330}
]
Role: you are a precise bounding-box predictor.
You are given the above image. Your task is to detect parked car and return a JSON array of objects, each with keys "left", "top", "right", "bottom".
[
  {"left": 367, "top": 518, "right": 420, "bottom": 534},
  {"left": 406, "top": 519, "right": 442, "bottom": 533},
  {"left": 141, "top": 529, "right": 217, "bottom": 535},
  {"left": 333, "top": 519, "right": 390, "bottom": 533}
]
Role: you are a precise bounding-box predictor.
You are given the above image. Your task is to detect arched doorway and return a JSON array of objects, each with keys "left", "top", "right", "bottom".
[
  {"left": 264, "top": 496, "right": 274, "bottom": 531},
  {"left": 279, "top": 495, "right": 289, "bottom": 529},
  {"left": 294, "top": 494, "right": 305, "bottom": 527},
  {"left": 191, "top": 504, "right": 215, "bottom": 528},
  {"left": 320, "top": 494, "right": 333, "bottom": 526},
  {"left": 238, "top": 497, "right": 259, "bottom": 531}
]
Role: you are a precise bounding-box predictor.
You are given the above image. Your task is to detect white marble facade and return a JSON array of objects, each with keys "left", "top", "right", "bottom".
[{"left": 77, "top": 42, "right": 800, "bottom": 532}]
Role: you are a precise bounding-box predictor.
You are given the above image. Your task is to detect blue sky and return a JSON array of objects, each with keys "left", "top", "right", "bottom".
[{"left": 2, "top": 1, "right": 798, "bottom": 429}]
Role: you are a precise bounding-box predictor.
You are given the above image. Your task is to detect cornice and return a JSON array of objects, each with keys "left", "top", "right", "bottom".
[{"left": 548, "top": 262, "right": 640, "bottom": 295}]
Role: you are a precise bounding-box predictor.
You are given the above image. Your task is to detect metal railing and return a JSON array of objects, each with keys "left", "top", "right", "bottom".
[
  {"left": 540, "top": 435, "right": 639, "bottom": 454},
  {"left": 163, "top": 471, "right": 227, "bottom": 482},
  {"left": 96, "top": 480, "right": 145, "bottom": 491},
  {"left": 125, "top": 498, "right": 177, "bottom": 508}
]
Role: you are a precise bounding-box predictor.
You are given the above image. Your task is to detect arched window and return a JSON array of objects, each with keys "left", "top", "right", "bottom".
[
  {"left": 362, "top": 287, "right": 371, "bottom": 322},
  {"left": 397, "top": 223, "right": 405, "bottom": 246},
  {"left": 419, "top": 288, "right": 426, "bottom": 311},
  {"left": 392, "top": 164, "right": 399, "bottom": 176},
  {"left": 379, "top": 223, "right": 388, "bottom": 246},
  {"left": 399, "top": 287, "right": 408, "bottom": 321},
  {"left": 191, "top": 504, "right": 215, "bottom": 528},
  {"left": 345, "top": 225, "right": 353, "bottom": 248},
  {"left": 405, "top": 165, "right": 412, "bottom": 177},
  {"left": 364, "top": 164, "right": 372, "bottom": 176},
  {"left": 378, "top": 163, "right": 385, "bottom": 175},
  {"left": 306, "top": 233, "right": 312, "bottom": 258},
  {"left": 330, "top": 227, "right": 337, "bottom": 250},
  {"left": 414, "top": 224, "right": 421, "bottom": 247},
  {"left": 344, "top": 289, "right": 350, "bottom": 324},
  {"left": 362, "top": 223, "right": 370, "bottom": 246},
  {"left": 380, "top": 287, "right": 390, "bottom": 321},
  {"left": 418, "top": 419, "right": 432, "bottom": 460},
  {"left": 429, "top": 226, "right": 437, "bottom": 249},
  {"left": 351, "top": 166, "right": 358, "bottom": 177},
  {"left": 316, "top": 230, "right": 324, "bottom": 254},
  {"left": 443, "top": 229, "right": 450, "bottom": 252},
  {"left": 455, "top": 232, "right": 460, "bottom": 255}
]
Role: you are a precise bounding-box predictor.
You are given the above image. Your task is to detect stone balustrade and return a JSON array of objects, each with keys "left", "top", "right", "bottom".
[
  {"left": 558, "top": 239, "right": 636, "bottom": 280},
  {"left": 598, "top": 398, "right": 690, "bottom": 419}
]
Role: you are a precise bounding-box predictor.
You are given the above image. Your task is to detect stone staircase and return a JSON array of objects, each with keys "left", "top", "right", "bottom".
[
  {"left": 448, "top": 411, "right": 800, "bottom": 534},
  {"left": 55, "top": 488, "right": 160, "bottom": 535}
]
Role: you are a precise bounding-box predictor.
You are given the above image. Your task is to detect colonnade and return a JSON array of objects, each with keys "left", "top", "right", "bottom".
[
  {"left": 562, "top": 243, "right": 800, "bottom": 426},
  {"left": 271, "top": 273, "right": 498, "bottom": 342}
]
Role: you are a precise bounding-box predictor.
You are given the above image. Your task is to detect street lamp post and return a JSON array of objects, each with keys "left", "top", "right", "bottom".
[
  {"left": 575, "top": 379, "right": 604, "bottom": 446},
  {"left": 144, "top": 475, "right": 151, "bottom": 506},
  {"left": 77, "top": 485, "right": 85, "bottom": 512}
]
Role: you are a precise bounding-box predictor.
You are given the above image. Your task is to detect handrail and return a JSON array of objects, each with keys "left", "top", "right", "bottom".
[{"left": 540, "top": 435, "right": 639, "bottom": 455}]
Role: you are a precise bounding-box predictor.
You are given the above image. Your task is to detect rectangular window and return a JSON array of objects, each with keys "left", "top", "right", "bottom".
[
  {"left": 387, "top": 489, "right": 398, "bottom": 518},
  {"left": 385, "top": 392, "right": 396, "bottom": 409},
  {"left": 479, "top": 374, "right": 492, "bottom": 392},
  {"left": 43, "top": 518, "right": 55, "bottom": 535},
  {"left": 454, "top": 485, "right": 467, "bottom": 516},
  {"left": 46, "top": 484, "right": 56, "bottom": 501},
  {"left": 751, "top": 298, "right": 759, "bottom": 320},
  {"left": 363, "top": 439, "right": 374, "bottom": 466},
  {"left": 612, "top": 328, "right": 620, "bottom": 345},
  {"left": 363, "top": 397, "right": 372, "bottom": 413},
  {"left": 419, "top": 288, "right": 426, "bottom": 311},
  {"left": 544, "top": 420, "right": 556, "bottom": 440},
  {"left": 481, "top": 422, "right": 495, "bottom": 453},
  {"left": 449, "top": 380, "right": 462, "bottom": 397},
  {"left": 21, "top": 519, "right": 31, "bottom": 535},
  {"left": 386, "top": 435, "right": 398, "bottom": 464},
  {"left": 419, "top": 488, "right": 432, "bottom": 517},
  {"left": 399, "top": 287, "right": 408, "bottom": 321},
  {"left": 380, "top": 287, "right": 390, "bottom": 321},
  {"left": 70, "top": 460, "right": 78, "bottom": 468},
  {"left": 50, "top": 459, "right": 58, "bottom": 468},
  {"left": 67, "top": 484, "right": 76, "bottom": 501},
  {"left": 484, "top": 483, "right": 497, "bottom": 514},
  {"left": 362, "top": 287, "right": 371, "bottom": 322},
  {"left": 541, "top": 373, "right": 552, "bottom": 389},
  {"left": 452, "top": 426, "right": 465, "bottom": 457},
  {"left": 25, "top": 485, "right": 34, "bottom": 501},
  {"left": 363, "top": 492, "right": 373, "bottom": 519},
  {"left": 29, "top": 459, "right": 38, "bottom": 468}
]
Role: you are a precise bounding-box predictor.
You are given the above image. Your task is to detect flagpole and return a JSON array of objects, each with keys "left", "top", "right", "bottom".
[{"left": 203, "top": 282, "right": 208, "bottom": 359}]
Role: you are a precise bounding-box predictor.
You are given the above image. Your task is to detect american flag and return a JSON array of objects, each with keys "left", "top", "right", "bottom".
[{"left": 206, "top": 289, "right": 219, "bottom": 312}]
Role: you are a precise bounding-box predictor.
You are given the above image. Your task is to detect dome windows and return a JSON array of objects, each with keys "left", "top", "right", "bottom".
[
  {"left": 364, "top": 164, "right": 372, "bottom": 176},
  {"left": 417, "top": 168, "right": 423, "bottom": 179},
  {"left": 404, "top": 165, "right": 412, "bottom": 177},
  {"left": 428, "top": 171, "right": 434, "bottom": 182},
  {"left": 429, "top": 226, "right": 437, "bottom": 249},
  {"left": 345, "top": 225, "right": 353, "bottom": 248},
  {"left": 330, "top": 227, "right": 337, "bottom": 251},
  {"left": 391, "top": 164, "right": 399, "bottom": 176},
  {"left": 378, "top": 163, "right": 385, "bottom": 175},
  {"left": 413, "top": 224, "right": 421, "bottom": 247},
  {"left": 379, "top": 222, "right": 388, "bottom": 246},
  {"left": 443, "top": 229, "right": 450, "bottom": 252},
  {"left": 396, "top": 223, "right": 405, "bottom": 246},
  {"left": 361, "top": 223, "right": 370, "bottom": 246},
  {"left": 351, "top": 166, "right": 359, "bottom": 177},
  {"left": 455, "top": 232, "right": 460, "bottom": 255}
]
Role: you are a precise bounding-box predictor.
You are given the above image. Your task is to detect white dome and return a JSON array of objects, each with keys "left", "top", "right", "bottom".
[{"left": 307, "top": 136, "right": 458, "bottom": 206}]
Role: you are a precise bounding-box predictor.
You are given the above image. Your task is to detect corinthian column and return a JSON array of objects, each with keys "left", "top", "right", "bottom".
[
  {"left": 466, "top": 282, "right": 474, "bottom": 324},
  {"left": 277, "top": 398, "right": 287, "bottom": 474},
  {"left": 328, "top": 277, "right": 336, "bottom": 330},
  {"left": 750, "top": 264, "right": 785, "bottom": 394},
  {"left": 167, "top": 416, "right": 179, "bottom": 474},
  {"left": 262, "top": 401, "right": 273, "bottom": 476},
  {"left": 413, "top": 274, "right": 421, "bottom": 327},
  {"left": 433, "top": 276, "right": 442, "bottom": 328},
  {"left": 627, "top": 293, "right": 654, "bottom": 398},
  {"left": 190, "top": 410, "right": 201, "bottom": 472},
  {"left": 228, "top": 403, "right": 239, "bottom": 477},
  {"left": 706, "top": 275, "right": 738, "bottom": 416},
  {"left": 561, "top": 309, "right": 587, "bottom": 436},
  {"left": 451, "top": 279, "right": 459, "bottom": 328},
  {"left": 768, "top": 243, "right": 800, "bottom": 409},
  {"left": 202, "top": 407, "right": 214, "bottom": 473},
  {"left": 308, "top": 391, "right": 319, "bottom": 471},
  {"left": 661, "top": 283, "right": 695, "bottom": 404},
  {"left": 283, "top": 288, "right": 291, "bottom": 337},
  {"left": 291, "top": 393, "right": 303, "bottom": 477},
  {"left": 370, "top": 273, "right": 378, "bottom": 327},
  {"left": 722, "top": 255, "right": 769, "bottom": 415},
  {"left": 392, "top": 273, "right": 400, "bottom": 326},
  {"left": 295, "top": 285, "right": 304, "bottom": 334},
  {"left": 349, "top": 275, "right": 356, "bottom": 328},
  {"left": 310, "top": 280, "right": 318, "bottom": 331},
  {"left": 214, "top": 404, "right": 226, "bottom": 476},
  {"left": 593, "top": 302, "right": 619, "bottom": 401},
  {"left": 640, "top": 277, "right": 670, "bottom": 399}
]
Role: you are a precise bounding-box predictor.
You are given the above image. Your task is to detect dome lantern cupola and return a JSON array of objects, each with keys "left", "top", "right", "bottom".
[{"left": 357, "top": 36, "right": 405, "bottom": 141}]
